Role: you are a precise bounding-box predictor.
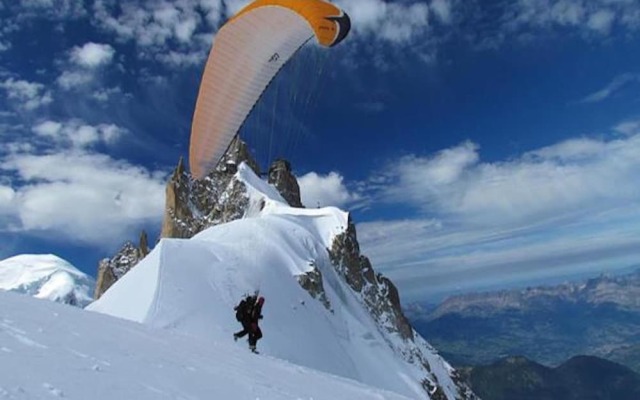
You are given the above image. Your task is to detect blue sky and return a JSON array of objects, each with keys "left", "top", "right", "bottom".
[{"left": 1, "top": 0, "right": 640, "bottom": 302}]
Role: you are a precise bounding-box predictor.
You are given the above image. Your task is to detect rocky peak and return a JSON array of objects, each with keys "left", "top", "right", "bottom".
[
  {"left": 94, "top": 230, "right": 150, "bottom": 300},
  {"left": 99, "top": 138, "right": 289, "bottom": 298},
  {"left": 161, "top": 137, "right": 261, "bottom": 239},
  {"left": 219, "top": 135, "right": 261, "bottom": 175},
  {"left": 268, "top": 159, "right": 303, "bottom": 208},
  {"left": 329, "top": 216, "right": 413, "bottom": 340}
]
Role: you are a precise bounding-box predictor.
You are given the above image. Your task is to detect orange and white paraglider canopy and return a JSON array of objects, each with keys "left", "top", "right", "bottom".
[{"left": 189, "top": 0, "right": 350, "bottom": 179}]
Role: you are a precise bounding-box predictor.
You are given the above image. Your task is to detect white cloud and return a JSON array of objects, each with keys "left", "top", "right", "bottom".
[
  {"left": 430, "top": 0, "right": 453, "bottom": 24},
  {"left": 57, "top": 70, "right": 94, "bottom": 90},
  {"left": 32, "top": 119, "right": 125, "bottom": 149},
  {"left": 155, "top": 50, "right": 207, "bottom": 68},
  {"left": 478, "top": 0, "right": 640, "bottom": 48},
  {"left": 13, "top": 0, "right": 86, "bottom": 20},
  {"left": 92, "top": 0, "right": 209, "bottom": 66},
  {"left": 339, "top": 0, "right": 431, "bottom": 43},
  {"left": 587, "top": 9, "right": 616, "bottom": 34},
  {"left": 527, "top": 137, "right": 605, "bottom": 160},
  {"left": 33, "top": 120, "right": 63, "bottom": 137},
  {"left": 1, "top": 151, "right": 167, "bottom": 247},
  {"left": 70, "top": 42, "right": 115, "bottom": 68},
  {"left": 174, "top": 17, "right": 199, "bottom": 42},
  {"left": 1, "top": 115, "right": 159, "bottom": 248},
  {"left": 0, "top": 185, "right": 16, "bottom": 215},
  {"left": 198, "top": 0, "right": 224, "bottom": 26},
  {"left": 0, "top": 78, "right": 52, "bottom": 110},
  {"left": 356, "top": 128, "right": 640, "bottom": 300},
  {"left": 379, "top": 135, "right": 640, "bottom": 223},
  {"left": 580, "top": 73, "right": 640, "bottom": 103},
  {"left": 614, "top": 119, "right": 640, "bottom": 136},
  {"left": 92, "top": 86, "right": 122, "bottom": 102},
  {"left": 88, "top": 0, "right": 223, "bottom": 69},
  {"left": 99, "top": 124, "right": 123, "bottom": 145},
  {"left": 298, "top": 171, "right": 358, "bottom": 208}
]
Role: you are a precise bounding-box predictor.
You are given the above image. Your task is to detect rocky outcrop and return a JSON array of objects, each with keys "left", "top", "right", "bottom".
[
  {"left": 160, "top": 137, "right": 261, "bottom": 239},
  {"left": 297, "top": 262, "right": 332, "bottom": 311},
  {"left": 268, "top": 159, "right": 303, "bottom": 208},
  {"left": 94, "top": 230, "right": 149, "bottom": 300},
  {"left": 99, "top": 138, "right": 307, "bottom": 299},
  {"left": 160, "top": 139, "right": 311, "bottom": 240},
  {"left": 327, "top": 216, "right": 478, "bottom": 399},
  {"left": 329, "top": 217, "right": 413, "bottom": 340}
]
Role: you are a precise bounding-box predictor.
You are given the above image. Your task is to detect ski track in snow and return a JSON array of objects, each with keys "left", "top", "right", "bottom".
[{"left": 1, "top": 318, "right": 47, "bottom": 349}]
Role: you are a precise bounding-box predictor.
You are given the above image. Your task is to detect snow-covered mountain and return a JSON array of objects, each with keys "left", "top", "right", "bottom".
[
  {"left": 0, "top": 254, "right": 94, "bottom": 307},
  {"left": 88, "top": 162, "right": 475, "bottom": 399},
  {"left": 0, "top": 290, "right": 412, "bottom": 399}
]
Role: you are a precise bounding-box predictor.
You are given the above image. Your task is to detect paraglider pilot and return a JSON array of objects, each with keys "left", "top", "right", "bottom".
[{"left": 233, "top": 294, "right": 265, "bottom": 353}]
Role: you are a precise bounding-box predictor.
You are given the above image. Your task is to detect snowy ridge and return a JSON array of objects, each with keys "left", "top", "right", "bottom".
[
  {"left": 0, "top": 254, "right": 94, "bottom": 307},
  {"left": 88, "top": 163, "right": 467, "bottom": 399}
]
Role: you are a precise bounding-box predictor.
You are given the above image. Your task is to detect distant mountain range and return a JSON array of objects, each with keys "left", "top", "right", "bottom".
[
  {"left": 407, "top": 270, "right": 640, "bottom": 373},
  {"left": 460, "top": 355, "right": 640, "bottom": 400},
  {"left": 0, "top": 254, "right": 94, "bottom": 307}
]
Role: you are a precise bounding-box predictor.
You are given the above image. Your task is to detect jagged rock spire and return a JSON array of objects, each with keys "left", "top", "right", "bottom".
[
  {"left": 94, "top": 230, "right": 150, "bottom": 300},
  {"left": 268, "top": 159, "right": 303, "bottom": 208},
  {"left": 161, "top": 156, "right": 192, "bottom": 238},
  {"left": 217, "top": 136, "right": 261, "bottom": 176}
]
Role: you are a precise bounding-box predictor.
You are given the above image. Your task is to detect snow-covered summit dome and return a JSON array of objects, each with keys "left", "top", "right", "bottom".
[{"left": 0, "top": 254, "right": 94, "bottom": 307}]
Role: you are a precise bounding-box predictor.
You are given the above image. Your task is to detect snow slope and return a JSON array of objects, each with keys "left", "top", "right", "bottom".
[
  {"left": 0, "top": 254, "right": 94, "bottom": 307},
  {"left": 88, "top": 163, "right": 463, "bottom": 399},
  {"left": 0, "top": 290, "right": 410, "bottom": 400}
]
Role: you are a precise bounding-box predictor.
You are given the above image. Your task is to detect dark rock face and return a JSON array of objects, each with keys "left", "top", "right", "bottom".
[
  {"left": 161, "top": 137, "right": 260, "bottom": 239},
  {"left": 267, "top": 159, "right": 303, "bottom": 208},
  {"left": 296, "top": 262, "right": 332, "bottom": 311},
  {"left": 94, "top": 231, "right": 149, "bottom": 299},
  {"left": 329, "top": 217, "right": 413, "bottom": 340},
  {"left": 325, "top": 217, "right": 479, "bottom": 398}
]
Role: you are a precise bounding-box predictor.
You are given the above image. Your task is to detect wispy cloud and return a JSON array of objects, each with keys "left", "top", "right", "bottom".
[
  {"left": 467, "top": 0, "right": 640, "bottom": 50},
  {"left": 356, "top": 126, "right": 640, "bottom": 301},
  {"left": 615, "top": 118, "right": 640, "bottom": 136},
  {"left": 580, "top": 73, "right": 640, "bottom": 103},
  {"left": 0, "top": 78, "right": 52, "bottom": 110},
  {"left": 8, "top": 0, "right": 86, "bottom": 20},
  {"left": 587, "top": 9, "right": 616, "bottom": 34},
  {"left": 32, "top": 119, "right": 124, "bottom": 149},
  {"left": 91, "top": 0, "right": 213, "bottom": 68},
  {"left": 56, "top": 71, "right": 94, "bottom": 90}
]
